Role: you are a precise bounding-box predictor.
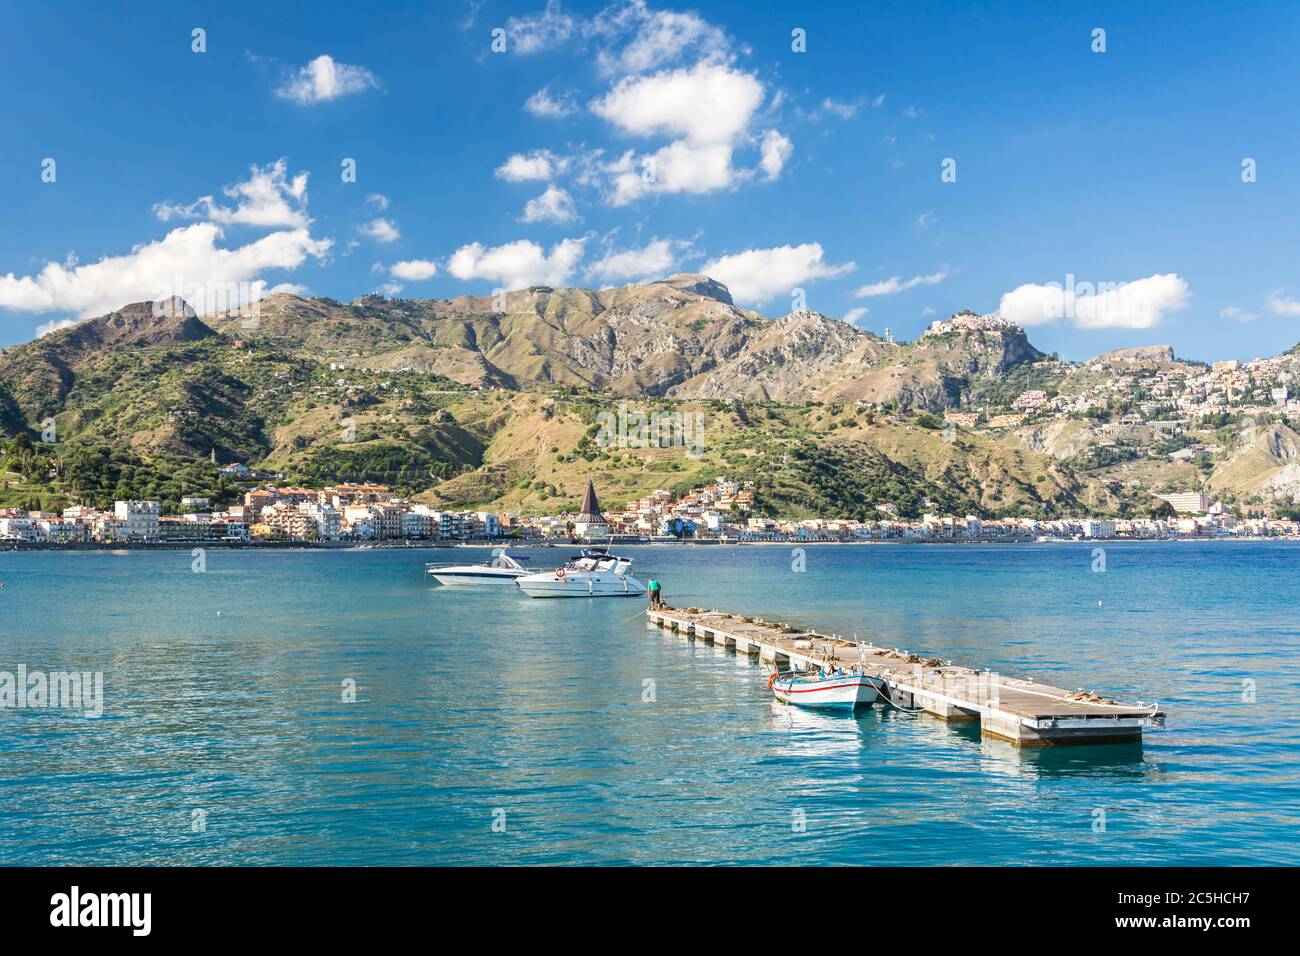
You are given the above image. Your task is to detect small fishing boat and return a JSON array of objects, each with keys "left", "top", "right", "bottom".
[
  {"left": 515, "top": 548, "right": 646, "bottom": 598},
  {"left": 426, "top": 548, "right": 531, "bottom": 585},
  {"left": 769, "top": 667, "right": 887, "bottom": 711}
]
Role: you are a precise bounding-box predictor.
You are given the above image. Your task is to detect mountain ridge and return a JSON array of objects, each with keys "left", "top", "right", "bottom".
[{"left": 3, "top": 274, "right": 1299, "bottom": 517}]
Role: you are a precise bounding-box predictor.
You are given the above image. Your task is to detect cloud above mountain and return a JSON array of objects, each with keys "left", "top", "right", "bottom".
[
  {"left": 0, "top": 223, "right": 330, "bottom": 320},
  {"left": 521, "top": 185, "right": 579, "bottom": 223},
  {"left": 593, "top": 61, "right": 768, "bottom": 204},
  {"left": 855, "top": 271, "right": 948, "bottom": 298},
  {"left": 448, "top": 237, "right": 586, "bottom": 290},
  {"left": 2, "top": 161, "right": 332, "bottom": 324},
  {"left": 701, "top": 242, "right": 855, "bottom": 306},
  {"left": 389, "top": 259, "right": 438, "bottom": 281},
  {"left": 588, "top": 237, "right": 689, "bottom": 284},
  {"left": 1266, "top": 290, "right": 1300, "bottom": 317},
  {"left": 999, "top": 273, "right": 1190, "bottom": 329},
  {"left": 154, "top": 160, "right": 310, "bottom": 230},
  {"left": 493, "top": 2, "right": 788, "bottom": 217}
]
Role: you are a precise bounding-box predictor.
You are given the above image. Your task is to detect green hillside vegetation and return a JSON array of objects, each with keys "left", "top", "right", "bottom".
[
  {"left": 1, "top": 433, "right": 239, "bottom": 513},
  {"left": 5, "top": 280, "right": 1294, "bottom": 519}
]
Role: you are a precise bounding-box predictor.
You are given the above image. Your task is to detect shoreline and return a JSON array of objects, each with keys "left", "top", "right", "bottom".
[{"left": 2, "top": 535, "right": 1296, "bottom": 554}]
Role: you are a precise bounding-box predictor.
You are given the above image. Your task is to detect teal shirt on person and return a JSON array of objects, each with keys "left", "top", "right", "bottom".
[{"left": 648, "top": 579, "right": 660, "bottom": 592}]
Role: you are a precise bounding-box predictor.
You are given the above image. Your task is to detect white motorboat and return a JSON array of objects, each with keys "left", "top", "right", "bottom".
[
  {"left": 769, "top": 667, "right": 887, "bottom": 711},
  {"left": 515, "top": 548, "right": 646, "bottom": 598},
  {"left": 426, "top": 548, "right": 531, "bottom": 585}
]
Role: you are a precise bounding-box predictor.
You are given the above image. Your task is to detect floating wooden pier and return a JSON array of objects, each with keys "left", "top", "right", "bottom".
[{"left": 646, "top": 607, "right": 1165, "bottom": 747}]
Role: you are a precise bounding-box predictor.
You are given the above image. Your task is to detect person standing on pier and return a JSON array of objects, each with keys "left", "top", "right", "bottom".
[{"left": 647, "top": 577, "right": 662, "bottom": 608}]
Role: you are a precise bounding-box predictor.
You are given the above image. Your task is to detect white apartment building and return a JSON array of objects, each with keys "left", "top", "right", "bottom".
[
  {"left": 409, "top": 505, "right": 448, "bottom": 540},
  {"left": 342, "top": 505, "right": 377, "bottom": 539},
  {"left": 37, "top": 517, "right": 81, "bottom": 541},
  {"left": 113, "top": 500, "right": 160, "bottom": 539},
  {"left": 1082, "top": 519, "right": 1117, "bottom": 538},
  {"left": 0, "top": 516, "right": 39, "bottom": 541},
  {"left": 402, "top": 511, "right": 430, "bottom": 539},
  {"left": 372, "top": 504, "right": 405, "bottom": 539},
  {"left": 298, "top": 501, "right": 341, "bottom": 540},
  {"left": 1158, "top": 492, "right": 1208, "bottom": 515}
]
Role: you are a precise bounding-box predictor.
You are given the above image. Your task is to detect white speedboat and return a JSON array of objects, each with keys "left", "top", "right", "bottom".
[
  {"left": 770, "top": 667, "right": 886, "bottom": 711},
  {"left": 426, "top": 548, "right": 531, "bottom": 585},
  {"left": 515, "top": 548, "right": 646, "bottom": 598}
]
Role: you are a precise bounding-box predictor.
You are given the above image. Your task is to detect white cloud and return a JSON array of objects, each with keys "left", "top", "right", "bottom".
[
  {"left": 507, "top": 0, "right": 576, "bottom": 53},
  {"left": 524, "top": 86, "right": 578, "bottom": 118},
  {"left": 505, "top": 1, "right": 730, "bottom": 74},
  {"left": 759, "top": 130, "right": 793, "bottom": 180},
  {"left": 855, "top": 271, "right": 948, "bottom": 298},
  {"left": 590, "top": 61, "right": 780, "bottom": 204},
  {"left": 501, "top": 10, "right": 770, "bottom": 206},
  {"left": 366, "top": 193, "right": 390, "bottom": 211},
  {"left": 496, "top": 150, "right": 561, "bottom": 182},
  {"left": 593, "top": 61, "right": 762, "bottom": 144},
  {"left": 1266, "top": 290, "right": 1300, "bottom": 317},
  {"left": 1221, "top": 305, "right": 1257, "bottom": 323},
  {"left": 818, "top": 98, "right": 858, "bottom": 120},
  {"left": 521, "top": 185, "right": 579, "bottom": 223},
  {"left": 448, "top": 237, "right": 586, "bottom": 290},
  {"left": 390, "top": 259, "right": 438, "bottom": 281},
  {"left": 812, "top": 95, "right": 884, "bottom": 121},
  {"left": 377, "top": 281, "right": 404, "bottom": 297},
  {"left": 588, "top": 238, "right": 686, "bottom": 284},
  {"left": 358, "top": 218, "right": 400, "bottom": 243},
  {"left": 0, "top": 222, "right": 331, "bottom": 320},
  {"left": 276, "top": 54, "right": 378, "bottom": 104},
  {"left": 607, "top": 140, "right": 733, "bottom": 205},
  {"left": 462, "top": 0, "right": 485, "bottom": 30},
  {"left": 154, "top": 160, "right": 310, "bottom": 229},
  {"left": 36, "top": 317, "right": 78, "bottom": 338},
  {"left": 701, "top": 242, "right": 855, "bottom": 306},
  {"left": 843, "top": 307, "right": 869, "bottom": 325},
  {"left": 590, "top": 0, "right": 729, "bottom": 75},
  {"left": 998, "top": 273, "right": 1190, "bottom": 329}
]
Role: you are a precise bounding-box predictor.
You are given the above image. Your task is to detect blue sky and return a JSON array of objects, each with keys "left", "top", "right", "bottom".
[{"left": 2, "top": 0, "right": 1299, "bottom": 361}]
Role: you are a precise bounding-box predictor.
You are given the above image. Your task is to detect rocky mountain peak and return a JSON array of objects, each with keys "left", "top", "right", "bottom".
[
  {"left": 1088, "top": 345, "right": 1177, "bottom": 367},
  {"left": 652, "top": 273, "right": 734, "bottom": 306},
  {"left": 50, "top": 298, "right": 215, "bottom": 355}
]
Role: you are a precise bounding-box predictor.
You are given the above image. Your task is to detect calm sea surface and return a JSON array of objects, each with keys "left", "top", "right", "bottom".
[{"left": 1, "top": 541, "right": 1297, "bottom": 866}]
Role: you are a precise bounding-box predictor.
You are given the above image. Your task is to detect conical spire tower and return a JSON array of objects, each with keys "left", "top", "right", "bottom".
[{"left": 575, "top": 479, "right": 605, "bottom": 524}]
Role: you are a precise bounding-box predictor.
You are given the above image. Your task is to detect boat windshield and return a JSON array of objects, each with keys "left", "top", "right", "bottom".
[
  {"left": 565, "top": 549, "right": 632, "bottom": 573},
  {"left": 563, "top": 555, "right": 620, "bottom": 572}
]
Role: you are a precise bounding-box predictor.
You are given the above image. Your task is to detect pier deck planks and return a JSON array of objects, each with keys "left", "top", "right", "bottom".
[{"left": 646, "top": 607, "right": 1164, "bottom": 746}]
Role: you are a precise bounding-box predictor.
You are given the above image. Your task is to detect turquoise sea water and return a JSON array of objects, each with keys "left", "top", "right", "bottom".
[{"left": 1, "top": 541, "right": 1297, "bottom": 866}]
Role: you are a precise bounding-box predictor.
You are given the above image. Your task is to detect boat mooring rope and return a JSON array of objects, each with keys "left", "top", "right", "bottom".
[{"left": 871, "top": 678, "right": 930, "bottom": 713}]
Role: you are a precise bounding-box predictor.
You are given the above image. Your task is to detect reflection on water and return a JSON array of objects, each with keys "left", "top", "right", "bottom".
[
  {"left": 1007, "top": 740, "right": 1150, "bottom": 779},
  {"left": 0, "top": 542, "right": 1297, "bottom": 865}
]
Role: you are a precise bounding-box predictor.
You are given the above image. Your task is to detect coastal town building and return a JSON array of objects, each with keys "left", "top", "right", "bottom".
[
  {"left": 112, "top": 500, "right": 160, "bottom": 539},
  {"left": 1158, "top": 492, "right": 1209, "bottom": 515},
  {"left": 2, "top": 473, "right": 1297, "bottom": 548},
  {"left": 572, "top": 480, "right": 610, "bottom": 539}
]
